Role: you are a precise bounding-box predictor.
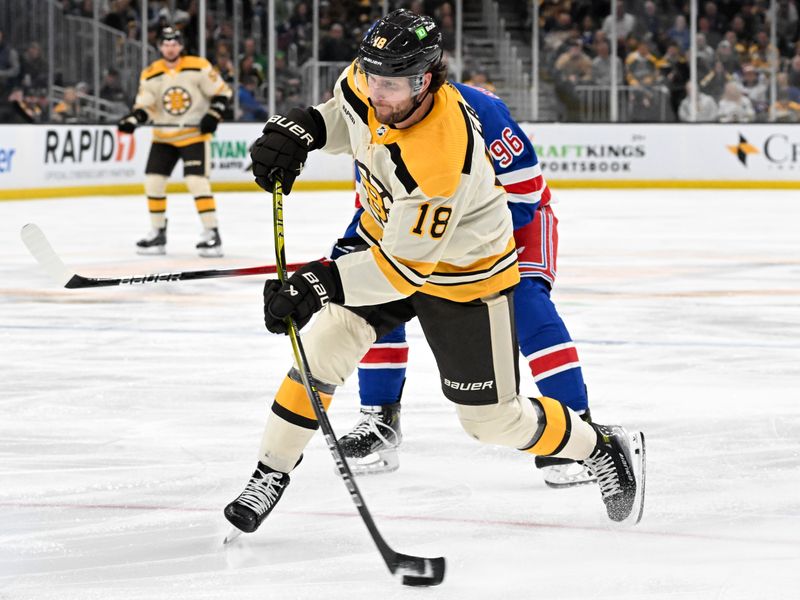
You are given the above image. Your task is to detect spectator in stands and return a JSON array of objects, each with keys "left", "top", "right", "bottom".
[
  {"left": 99, "top": 68, "right": 127, "bottom": 105},
  {"left": 736, "top": 63, "right": 768, "bottom": 114},
  {"left": 660, "top": 41, "right": 689, "bottom": 115},
  {"left": 667, "top": 15, "right": 691, "bottom": 52},
  {"left": 103, "top": 0, "right": 137, "bottom": 33},
  {"left": 19, "top": 42, "right": 48, "bottom": 92},
  {"left": 771, "top": 72, "right": 800, "bottom": 121},
  {"left": 0, "top": 29, "right": 20, "bottom": 100},
  {"left": 215, "top": 53, "right": 235, "bottom": 86},
  {"left": 695, "top": 33, "right": 716, "bottom": 72},
  {"left": 591, "top": 38, "right": 624, "bottom": 86},
  {"left": 601, "top": 3, "right": 637, "bottom": 45},
  {"left": 554, "top": 38, "right": 592, "bottom": 121},
  {"left": 747, "top": 30, "right": 776, "bottom": 71},
  {"left": 700, "top": 59, "right": 733, "bottom": 100},
  {"left": 788, "top": 55, "right": 800, "bottom": 88},
  {"left": 678, "top": 81, "right": 719, "bottom": 122},
  {"left": 544, "top": 12, "right": 575, "bottom": 56},
  {"left": 464, "top": 69, "right": 496, "bottom": 93},
  {"left": 52, "top": 86, "right": 82, "bottom": 123},
  {"left": 636, "top": 1, "right": 665, "bottom": 45},
  {"left": 626, "top": 39, "right": 661, "bottom": 89},
  {"left": 439, "top": 12, "right": 456, "bottom": 54},
  {"left": 275, "top": 51, "right": 302, "bottom": 98},
  {"left": 776, "top": 0, "right": 800, "bottom": 54},
  {"left": 2, "top": 87, "right": 38, "bottom": 123},
  {"left": 703, "top": 1, "right": 729, "bottom": 36},
  {"left": 697, "top": 16, "right": 722, "bottom": 49},
  {"left": 626, "top": 39, "right": 665, "bottom": 122},
  {"left": 718, "top": 80, "right": 756, "bottom": 122},
  {"left": 240, "top": 55, "right": 265, "bottom": 87},
  {"left": 241, "top": 38, "right": 268, "bottom": 75},
  {"left": 578, "top": 15, "right": 597, "bottom": 50},
  {"left": 237, "top": 75, "right": 268, "bottom": 122},
  {"left": 319, "top": 23, "right": 355, "bottom": 62},
  {"left": 716, "top": 39, "right": 741, "bottom": 74}
]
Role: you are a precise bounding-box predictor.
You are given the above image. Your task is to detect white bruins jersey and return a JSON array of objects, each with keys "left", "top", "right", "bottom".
[
  {"left": 134, "top": 56, "right": 232, "bottom": 147},
  {"left": 315, "top": 63, "right": 519, "bottom": 306}
]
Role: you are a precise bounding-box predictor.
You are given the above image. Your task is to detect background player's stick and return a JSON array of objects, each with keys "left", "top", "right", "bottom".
[
  {"left": 271, "top": 179, "right": 446, "bottom": 587},
  {"left": 20, "top": 224, "right": 308, "bottom": 289}
]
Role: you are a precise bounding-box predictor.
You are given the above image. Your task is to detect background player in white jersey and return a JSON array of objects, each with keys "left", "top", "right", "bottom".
[
  {"left": 224, "top": 10, "right": 645, "bottom": 537},
  {"left": 333, "top": 84, "right": 595, "bottom": 488},
  {"left": 117, "top": 27, "right": 232, "bottom": 257}
]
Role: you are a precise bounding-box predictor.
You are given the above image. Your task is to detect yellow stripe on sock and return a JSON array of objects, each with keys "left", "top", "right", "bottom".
[
  {"left": 526, "top": 396, "right": 568, "bottom": 456},
  {"left": 147, "top": 197, "right": 167, "bottom": 212},
  {"left": 274, "top": 376, "right": 332, "bottom": 422},
  {"left": 194, "top": 196, "right": 216, "bottom": 213}
]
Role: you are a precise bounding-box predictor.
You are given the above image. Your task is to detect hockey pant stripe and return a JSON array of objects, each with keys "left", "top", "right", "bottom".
[
  {"left": 148, "top": 197, "right": 167, "bottom": 213},
  {"left": 194, "top": 196, "right": 216, "bottom": 214},
  {"left": 524, "top": 396, "right": 571, "bottom": 456},
  {"left": 271, "top": 374, "right": 333, "bottom": 431}
]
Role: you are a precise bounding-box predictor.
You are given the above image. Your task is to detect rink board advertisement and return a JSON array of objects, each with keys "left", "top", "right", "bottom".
[
  {"left": 1, "top": 123, "right": 799, "bottom": 199},
  {"left": 0, "top": 123, "right": 354, "bottom": 199}
]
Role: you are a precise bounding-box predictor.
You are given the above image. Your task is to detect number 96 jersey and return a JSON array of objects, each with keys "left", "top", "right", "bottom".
[
  {"left": 315, "top": 63, "right": 519, "bottom": 307},
  {"left": 134, "top": 56, "right": 232, "bottom": 147}
]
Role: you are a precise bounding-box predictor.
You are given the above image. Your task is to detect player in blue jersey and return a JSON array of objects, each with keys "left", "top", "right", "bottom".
[{"left": 331, "top": 82, "right": 595, "bottom": 488}]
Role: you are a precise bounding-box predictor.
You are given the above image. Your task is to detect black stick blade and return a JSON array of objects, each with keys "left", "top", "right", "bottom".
[{"left": 393, "top": 554, "right": 446, "bottom": 587}]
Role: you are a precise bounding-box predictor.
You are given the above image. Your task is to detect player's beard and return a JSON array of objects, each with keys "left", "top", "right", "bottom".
[{"left": 372, "top": 98, "right": 415, "bottom": 125}]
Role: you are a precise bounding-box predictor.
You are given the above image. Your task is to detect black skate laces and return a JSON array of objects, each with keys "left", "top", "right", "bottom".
[
  {"left": 584, "top": 450, "right": 622, "bottom": 498},
  {"left": 343, "top": 409, "right": 399, "bottom": 448},
  {"left": 236, "top": 468, "right": 286, "bottom": 514}
]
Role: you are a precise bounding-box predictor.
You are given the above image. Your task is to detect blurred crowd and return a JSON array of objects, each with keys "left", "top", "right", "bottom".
[
  {"left": 2, "top": 0, "right": 799, "bottom": 124},
  {"left": 539, "top": 0, "right": 800, "bottom": 122}
]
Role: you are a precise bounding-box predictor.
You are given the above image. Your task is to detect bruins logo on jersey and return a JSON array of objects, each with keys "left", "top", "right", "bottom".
[
  {"left": 356, "top": 160, "right": 392, "bottom": 224},
  {"left": 162, "top": 86, "right": 192, "bottom": 116}
]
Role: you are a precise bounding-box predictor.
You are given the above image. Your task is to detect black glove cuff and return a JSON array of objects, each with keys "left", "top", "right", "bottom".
[
  {"left": 133, "top": 108, "right": 148, "bottom": 123},
  {"left": 326, "top": 261, "right": 344, "bottom": 304},
  {"left": 209, "top": 95, "right": 229, "bottom": 116}
]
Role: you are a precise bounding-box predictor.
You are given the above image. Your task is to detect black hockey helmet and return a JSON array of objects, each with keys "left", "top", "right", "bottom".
[
  {"left": 159, "top": 26, "right": 184, "bottom": 45},
  {"left": 357, "top": 9, "right": 443, "bottom": 79}
]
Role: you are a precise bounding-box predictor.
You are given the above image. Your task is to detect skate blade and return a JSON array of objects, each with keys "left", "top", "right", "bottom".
[
  {"left": 542, "top": 463, "right": 597, "bottom": 489},
  {"left": 341, "top": 450, "right": 399, "bottom": 476},
  {"left": 198, "top": 247, "right": 224, "bottom": 258},
  {"left": 223, "top": 527, "right": 243, "bottom": 545},
  {"left": 620, "top": 431, "right": 646, "bottom": 526},
  {"left": 136, "top": 246, "right": 166, "bottom": 256}
]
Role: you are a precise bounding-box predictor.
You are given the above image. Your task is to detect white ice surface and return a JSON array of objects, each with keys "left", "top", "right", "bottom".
[{"left": 1, "top": 189, "right": 799, "bottom": 599}]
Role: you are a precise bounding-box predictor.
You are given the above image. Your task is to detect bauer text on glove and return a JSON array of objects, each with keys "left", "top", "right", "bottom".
[
  {"left": 250, "top": 106, "right": 326, "bottom": 194},
  {"left": 263, "top": 262, "right": 343, "bottom": 334}
]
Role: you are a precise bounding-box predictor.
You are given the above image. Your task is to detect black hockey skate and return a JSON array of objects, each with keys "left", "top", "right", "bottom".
[
  {"left": 135, "top": 223, "right": 167, "bottom": 255},
  {"left": 338, "top": 402, "right": 402, "bottom": 475},
  {"left": 196, "top": 227, "right": 223, "bottom": 258},
  {"left": 224, "top": 462, "right": 290, "bottom": 533},
  {"left": 581, "top": 423, "right": 646, "bottom": 524},
  {"left": 534, "top": 409, "right": 596, "bottom": 488}
]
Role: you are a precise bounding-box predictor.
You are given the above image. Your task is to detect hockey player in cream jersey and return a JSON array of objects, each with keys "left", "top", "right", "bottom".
[
  {"left": 224, "top": 10, "right": 645, "bottom": 537},
  {"left": 118, "top": 27, "right": 232, "bottom": 257}
]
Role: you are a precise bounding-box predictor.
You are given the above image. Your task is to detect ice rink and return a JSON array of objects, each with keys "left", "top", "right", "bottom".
[{"left": 1, "top": 188, "right": 798, "bottom": 599}]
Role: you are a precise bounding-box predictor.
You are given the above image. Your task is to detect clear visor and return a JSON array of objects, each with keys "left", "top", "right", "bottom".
[{"left": 355, "top": 64, "right": 425, "bottom": 103}]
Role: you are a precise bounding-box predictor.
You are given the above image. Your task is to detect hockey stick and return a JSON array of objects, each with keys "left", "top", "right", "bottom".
[
  {"left": 271, "top": 180, "right": 445, "bottom": 587},
  {"left": 20, "top": 224, "right": 308, "bottom": 289}
]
